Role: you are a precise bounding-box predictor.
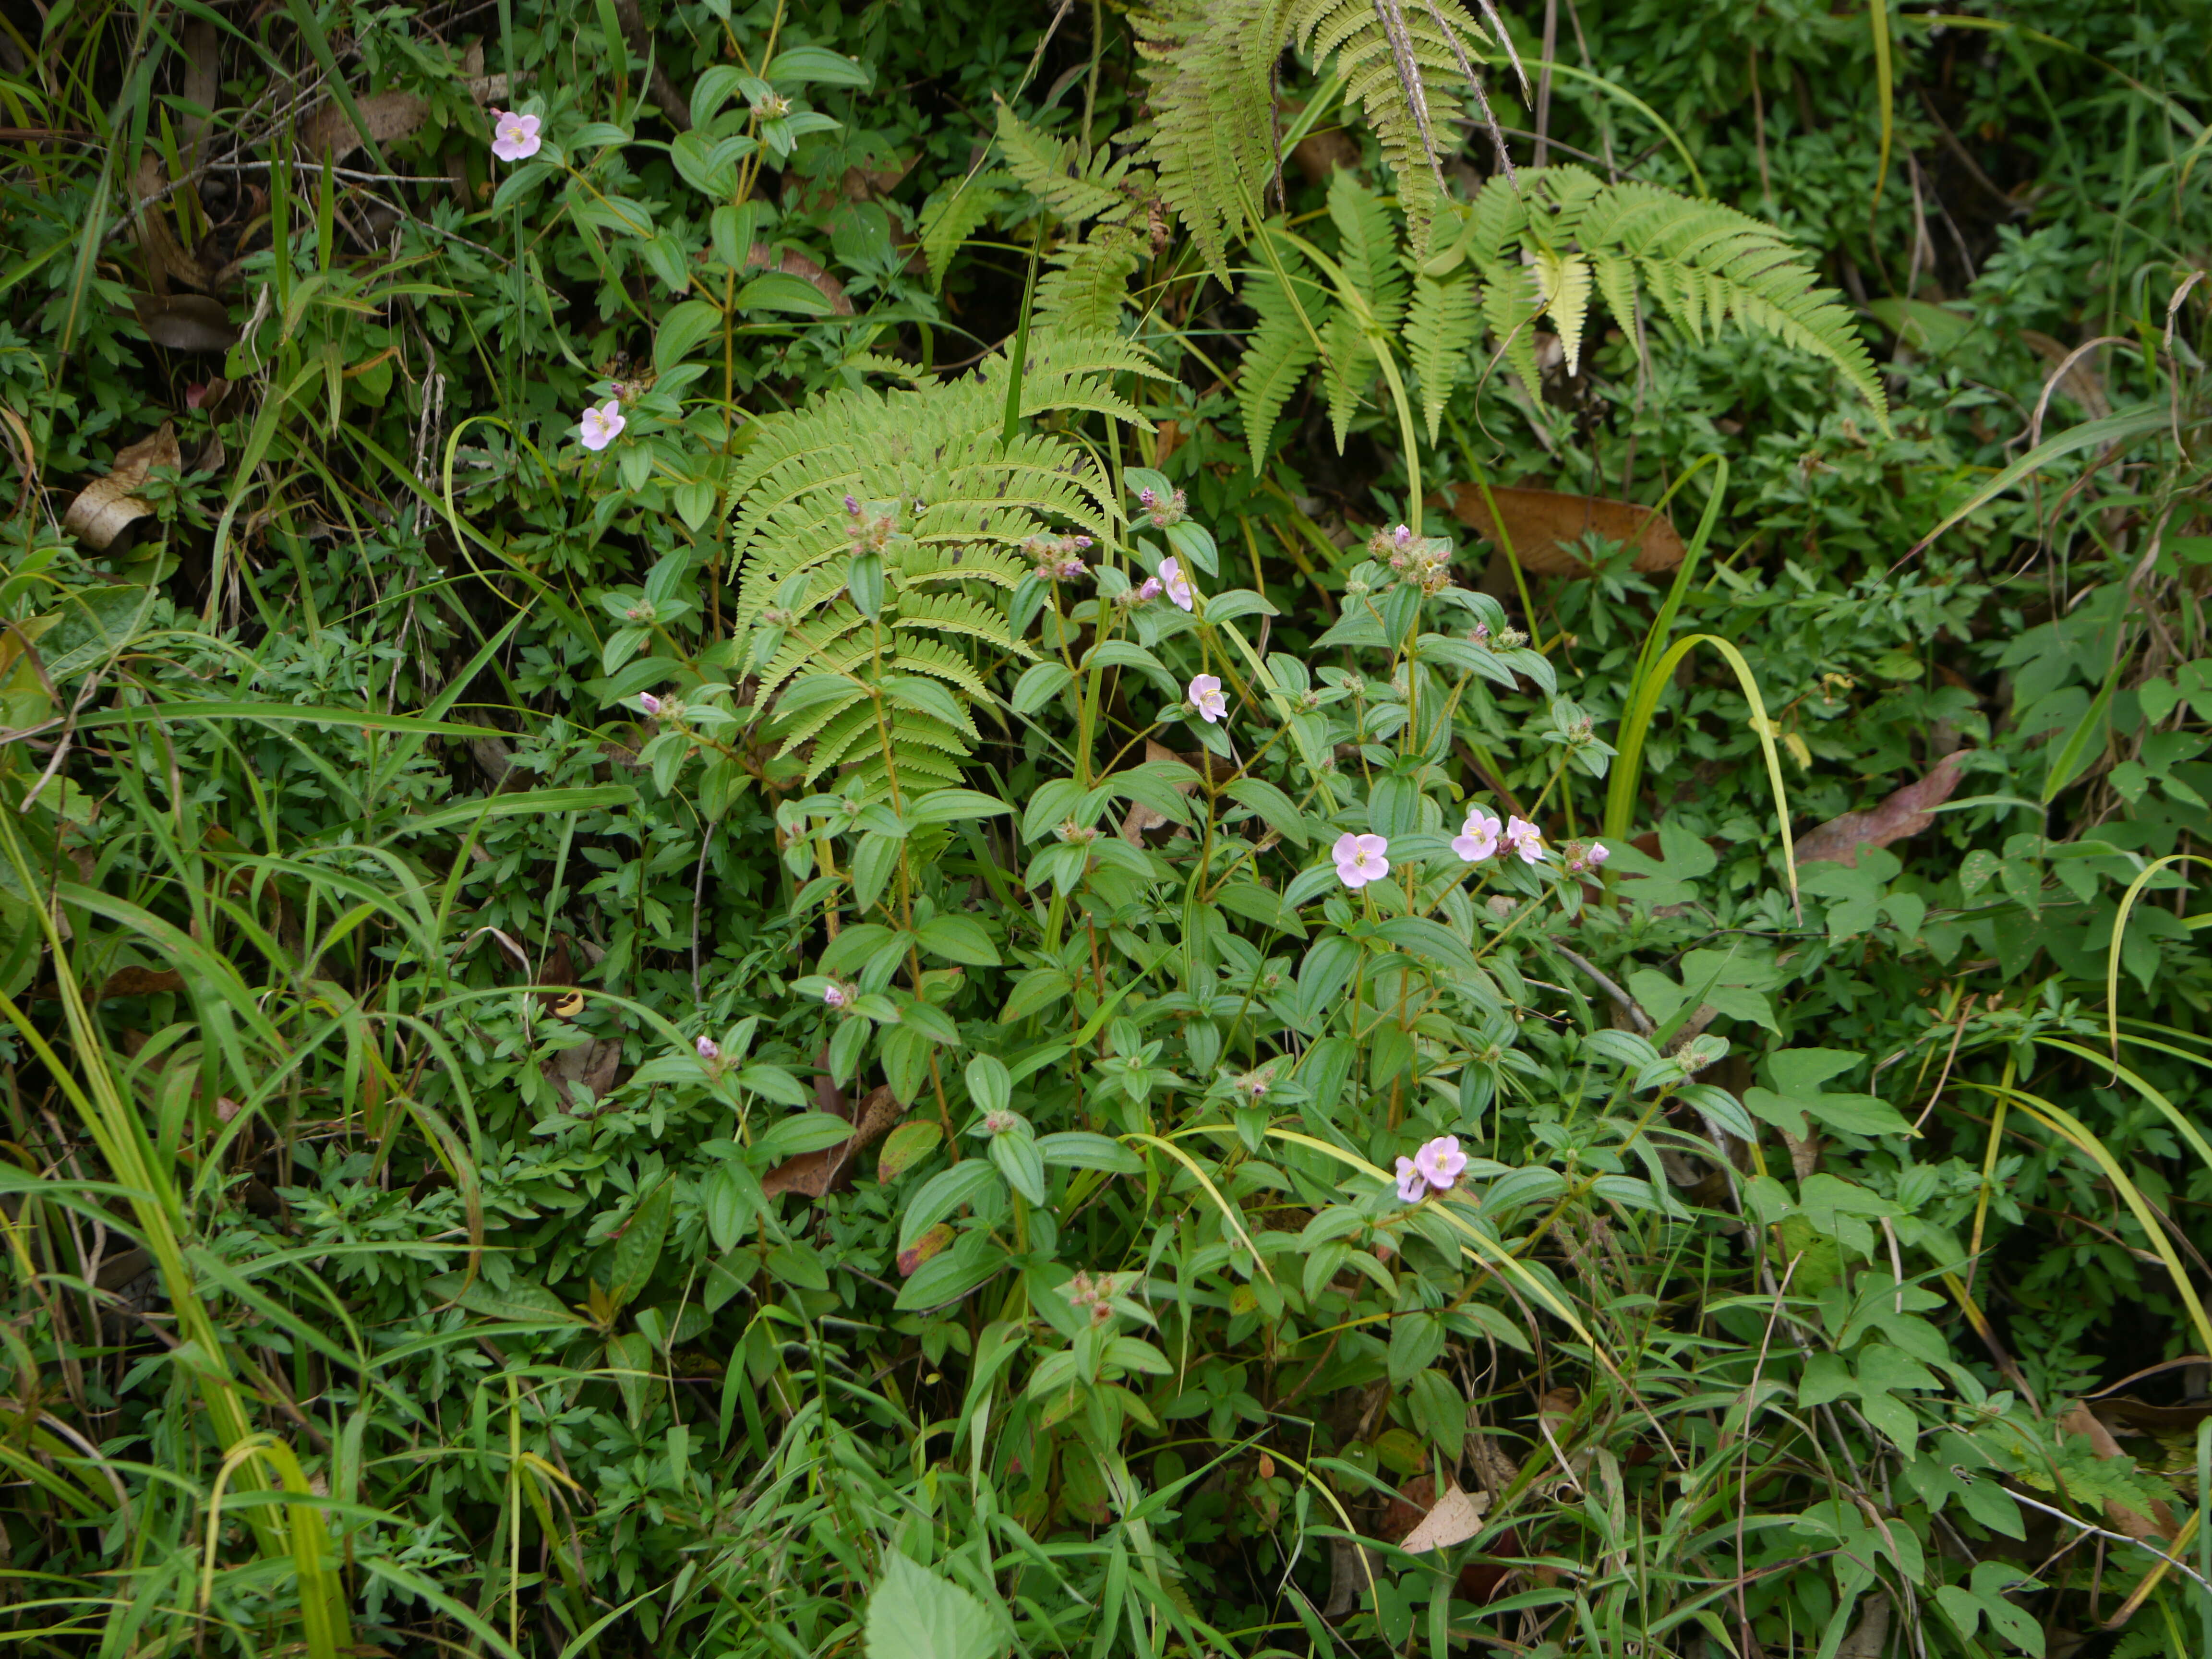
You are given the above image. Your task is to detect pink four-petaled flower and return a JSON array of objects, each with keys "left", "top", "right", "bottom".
[
  {"left": 1158, "top": 557, "right": 1194, "bottom": 612},
  {"left": 1452, "top": 808, "right": 1501, "bottom": 864},
  {"left": 1188, "top": 673, "right": 1227, "bottom": 723},
  {"left": 1332, "top": 832, "right": 1389, "bottom": 890},
  {"left": 1394, "top": 1156, "right": 1426, "bottom": 1203},
  {"left": 579, "top": 399, "right": 625, "bottom": 451},
  {"left": 1504, "top": 815, "right": 1545, "bottom": 864},
  {"left": 490, "top": 109, "right": 541, "bottom": 162},
  {"left": 1414, "top": 1135, "right": 1467, "bottom": 1191}
]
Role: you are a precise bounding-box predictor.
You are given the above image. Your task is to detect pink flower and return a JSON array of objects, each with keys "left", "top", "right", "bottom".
[
  {"left": 1395, "top": 1156, "right": 1426, "bottom": 1203},
  {"left": 490, "top": 109, "right": 542, "bottom": 163},
  {"left": 1452, "top": 808, "right": 1501, "bottom": 864},
  {"left": 1135, "top": 576, "right": 1164, "bottom": 602},
  {"left": 695, "top": 1035, "right": 720, "bottom": 1060},
  {"left": 1332, "top": 832, "right": 1389, "bottom": 890},
  {"left": 1414, "top": 1135, "right": 1467, "bottom": 1191},
  {"left": 1188, "top": 673, "right": 1227, "bottom": 723},
  {"left": 1158, "top": 557, "right": 1194, "bottom": 612},
  {"left": 579, "top": 399, "right": 625, "bottom": 452},
  {"left": 637, "top": 692, "right": 663, "bottom": 717},
  {"left": 824, "top": 984, "right": 850, "bottom": 1009},
  {"left": 1504, "top": 816, "right": 1545, "bottom": 865}
]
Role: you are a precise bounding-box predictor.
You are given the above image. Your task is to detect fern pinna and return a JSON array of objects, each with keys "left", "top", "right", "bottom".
[{"left": 727, "top": 330, "right": 1168, "bottom": 806}]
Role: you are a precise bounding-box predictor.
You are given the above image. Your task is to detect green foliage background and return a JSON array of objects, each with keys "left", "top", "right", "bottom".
[{"left": 2, "top": 1, "right": 2211, "bottom": 1656}]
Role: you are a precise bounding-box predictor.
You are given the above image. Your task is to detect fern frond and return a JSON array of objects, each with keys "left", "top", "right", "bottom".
[
  {"left": 1035, "top": 226, "right": 1144, "bottom": 334},
  {"left": 1407, "top": 265, "right": 1479, "bottom": 443},
  {"left": 918, "top": 169, "right": 1009, "bottom": 290},
  {"left": 997, "top": 105, "right": 1141, "bottom": 225},
  {"left": 1293, "top": 0, "right": 1490, "bottom": 258},
  {"left": 1235, "top": 261, "right": 1324, "bottom": 472},
  {"left": 1575, "top": 176, "right": 1888, "bottom": 426},
  {"left": 729, "top": 329, "right": 1162, "bottom": 803},
  {"left": 1531, "top": 249, "right": 1592, "bottom": 374}
]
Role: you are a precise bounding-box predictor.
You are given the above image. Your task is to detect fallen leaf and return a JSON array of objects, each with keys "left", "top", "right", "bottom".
[
  {"left": 762, "top": 1083, "right": 904, "bottom": 1198},
  {"left": 1399, "top": 1481, "right": 1490, "bottom": 1553},
  {"left": 132, "top": 292, "right": 236, "bottom": 353},
  {"left": 96, "top": 966, "right": 185, "bottom": 999},
  {"left": 539, "top": 1036, "right": 622, "bottom": 1108},
  {"left": 63, "top": 424, "right": 180, "bottom": 550},
  {"left": 299, "top": 91, "right": 430, "bottom": 163},
  {"left": 1445, "top": 482, "right": 1685, "bottom": 577},
  {"left": 1796, "top": 749, "right": 1970, "bottom": 868}
]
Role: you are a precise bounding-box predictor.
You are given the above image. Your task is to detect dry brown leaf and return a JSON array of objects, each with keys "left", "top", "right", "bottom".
[
  {"left": 1837, "top": 1594, "right": 1891, "bottom": 1659},
  {"left": 1399, "top": 1481, "right": 1490, "bottom": 1553},
  {"left": 1796, "top": 749, "right": 1970, "bottom": 868},
  {"left": 63, "top": 424, "right": 180, "bottom": 550},
  {"left": 1445, "top": 482, "right": 1685, "bottom": 576},
  {"left": 96, "top": 966, "right": 186, "bottom": 999},
  {"left": 132, "top": 292, "right": 236, "bottom": 353},
  {"left": 299, "top": 91, "right": 430, "bottom": 162},
  {"left": 761, "top": 1083, "right": 905, "bottom": 1199},
  {"left": 540, "top": 1037, "right": 622, "bottom": 1108},
  {"left": 131, "top": 156, "right": 211, "bottom": 293}
]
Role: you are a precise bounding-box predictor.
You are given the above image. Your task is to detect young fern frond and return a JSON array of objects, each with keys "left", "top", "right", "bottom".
[{"left": 729, "top": 331, "right": 1167, "bottom": 802}]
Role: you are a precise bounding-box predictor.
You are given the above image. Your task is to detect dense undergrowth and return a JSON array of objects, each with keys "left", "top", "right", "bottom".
[{"left": 2, "top": 1, "right": 2211, "bottom": 1656}]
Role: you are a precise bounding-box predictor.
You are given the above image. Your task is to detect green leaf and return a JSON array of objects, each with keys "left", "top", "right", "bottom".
[
  {"left": 607, "top": 1181, "right": 672, "bottom": 1308},
  {"left": 916, "top": 914, "right": 999, "bottom": 966},
  {"left": 906, "top": 789, "right": 1013, "bottom": 824},
  {"left": 737, "top": 271, "right": 834, "bottom": 316},
  {"left": 1223, "top": 777, "right": 1309, "bottom": 846},
  {"left": 900, "top": 1161, "right": 1002, "bottom": 1251},
  {"left": 655, "top": 300, "right": 725, "bottom": 375},
  {"left": 1036, "top": 1131, "right": 1142, "bottom": 1172},
  {"left": 965, "top": 1055, "right": 1011, "bottom": 1115},
  {"left": 990, "top": 1130, "right": 1047, "bottom": 1204},
  {"left": 756, "top": 1111, "right": 859, "bottom": 1161},
  {"left": 1010, "top": 661, "right": 1073, "bottom": 714},
  {"left": 768, "top": 45, "right": 874, "bottom": 89},
  {"left": 425, "top": 1274, "right": 585, "bottom": 1325}
]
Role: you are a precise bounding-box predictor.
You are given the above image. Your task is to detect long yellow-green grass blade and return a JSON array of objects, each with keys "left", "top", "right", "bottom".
[
  {"left": 1867, "top": 0, "right": 1894, "bottom": 207},
  {"left": 2104, "top": 854, "right": 2207, "bottom": 1060}
]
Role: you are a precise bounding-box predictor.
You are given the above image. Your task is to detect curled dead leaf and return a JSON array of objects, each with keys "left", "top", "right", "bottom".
[
  {"left": 63, "top": 424, "right": 180, "bottom": 550},
  {"left": 1796, "top": 749, "right": 1970, "bottom": 868},
  {"left": 1445, "top": 482, "right": 1685, "bottom": 577}
]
